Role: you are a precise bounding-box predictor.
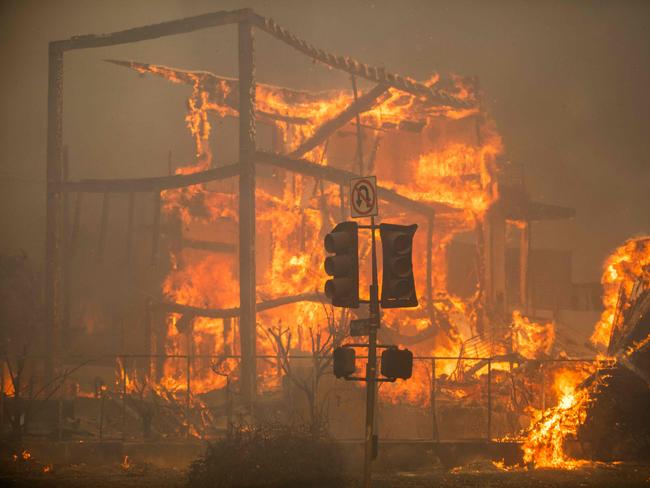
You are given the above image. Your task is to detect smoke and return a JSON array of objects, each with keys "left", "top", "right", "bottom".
[{"left": 1, "top": 0, "right": 648, "bottom": 281}]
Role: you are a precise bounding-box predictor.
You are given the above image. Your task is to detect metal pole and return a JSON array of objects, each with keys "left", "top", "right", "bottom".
[
  {"left": 125, "top": 192, "right": 135, "bottom": 263},
  {"left": 426, "top": 214, "right": 434, "bottom": 326},
  {"left": 186, "top": 330, "right": 192, "bottom": 438},
  {"left": 431, "top": 358, "right": 439, "bottom": 441},
  {"left": 238, "top": 11, "right": 257, "bottom": 405},
  {"left": 350, "top": 75, "right": 364, "bottom": 175},
  {"left": 45, "top": 42, "right": 64, "bottom": 385},
  {"left": 363, "top": 216, "right": 379, "bottom": 488},
  {"left": 487, "top": 359, "right": 492, "bottom": 441},
  {"left": 151, "top": 192, "right": 161, "bottom": 264}
]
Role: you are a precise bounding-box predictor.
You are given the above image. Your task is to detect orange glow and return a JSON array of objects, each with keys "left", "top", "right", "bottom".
[
  {"left": 590, "top": 236, "right": 650, "bottom": 348},
  {"left": 118, "top": 60, "right": 509, "bottom": 411},
  {"left": 511, "top": 310, "right": 555, "bottom": 359},
  {"left": 523, "top": 236, "right": 649, "bottom": 469}
]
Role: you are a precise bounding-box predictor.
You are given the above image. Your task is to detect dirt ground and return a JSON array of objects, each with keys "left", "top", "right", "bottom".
[{"left": 1, "top": 460, "right": 650, "bottom": 488}]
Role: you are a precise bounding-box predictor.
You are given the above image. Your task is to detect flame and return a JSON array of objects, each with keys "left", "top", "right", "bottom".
[
  {"left": 121, "top": 455, "right": 130, "bottom": 470},
  {"left": 522, "top": 365, "right": 594, "bottom": 468},
  {"left": 117, "top": 60, "right": 508, "bottom": 413},
  {"left": 511, "top": 310, "right": 555, "bottom": 359},
  {"left": 523, "top": 236, "right": 649, "bottom": 469},
  {"left": 590, "top": 236, "right": 650, "bottom": 347}
]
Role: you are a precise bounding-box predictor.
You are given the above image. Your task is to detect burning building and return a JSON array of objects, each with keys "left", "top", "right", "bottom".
[{"left": 27, "top": 7, "right": 628, "bottom": 450}]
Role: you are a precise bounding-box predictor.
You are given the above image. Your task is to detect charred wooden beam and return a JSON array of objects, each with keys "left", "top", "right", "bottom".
[
  {"left": 251, "top": 13, "right": 474, "bottom": 109},
  {"left": 238, "top": 17, "right": 257, "bottom": 403},
  {"left": 57, "top": 163, "right": 240, "bottom": 193},
  {"left": 182, "top": 238, "right": 236, "bottom": 253},
  {"left": 53, "top": 9, "right": 248, "bottom": 51},
  {"left": 255, "top": 150, "right": 450, "bottom": 217},
  {"left": 106, "top": 59, "right": 311, "bottom": 126},
  {"left": 158, "top": 293, "right": 322, "bottom": 319},
  {"left": 289, "top": 83, "right": 389, "bottom": 159},
  {"left": 519, "top": 221, "right": 530, "bottom": 311}
]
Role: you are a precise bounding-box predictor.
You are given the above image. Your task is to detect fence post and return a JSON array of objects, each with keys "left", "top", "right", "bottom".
[
  {"left": 487, "top": 358, "right": 492, "bottom": 441},
  {"left": 431, "top": 358, "right": 439, "bottom": 441}
]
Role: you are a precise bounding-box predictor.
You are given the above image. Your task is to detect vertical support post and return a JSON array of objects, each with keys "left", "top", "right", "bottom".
[
  {"left": 69, "top": 192, "right": 82, "bottom": 258},
  {"left": 186, "top": 355, "right": 191, "bottom": 438},
  {"left": 62, "top": 147, "right": 70, "bottom": 349},
  {"left": 431, "top": 358, "right": 439, "bottom": 441},
  {"left": 339, "top": 184, "right": 347, "bottom": 220},
  {"left": 125, "top": 192, "right": 135, "bottom": 263},
  {"left": 363, "top": 216, "right": 379, "bottom": 488},
  {"left": 144, "top": 300, "right": 153, "bottom": 380},
  {"left": 151, "top": 192, "right": 161, "bottom": 264},
  {"left": 185, "top": 322, "right": 193, "bottom": 439},
  {"left": 519, "top": 221, "right": 531, "bottom": 312},
  {"left": 0, "top": 360, "right": 4, "bottom": 431},
  {"left": 45, "top": 42, "right": 64, "bottom": 384},
  {"left": 238, "top": 12, "right": 257, "bottom": 405},
  {"left": 350, "top": 75, "right": 364, "bottom": 175},
  {"left": 121, "top": 358, "right": 127, "bottom": 441},
  {"left": 426, "top": 213, "right": 434, "bottom": 326},
  {"left": 96, "top": 192, "right": 110, "bottom": 262},
  {"left": 226, "top": 375, "right": 233, "bottom": 438},
  {"left": 541, "top": 362, "right": 546, "bottom": 411},
  {"left": 487, "top": 358, "right": 492, "bottom": 441},
  {"left": 99, "top": 389, "right": 105, "bottom": 442}
]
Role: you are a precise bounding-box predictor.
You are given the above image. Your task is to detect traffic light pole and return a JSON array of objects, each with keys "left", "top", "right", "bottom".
[{"left": 363, "top": 215, "right": 380, "bottom": 488}]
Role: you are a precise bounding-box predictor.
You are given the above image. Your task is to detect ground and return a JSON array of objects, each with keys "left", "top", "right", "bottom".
[{"left": 1, "top": 461, "right": 650, "bottom": 488}]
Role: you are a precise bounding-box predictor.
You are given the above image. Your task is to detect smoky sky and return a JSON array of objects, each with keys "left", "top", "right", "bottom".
[{"left": 0, "top": 0, "right": 648, "bottom": 282}]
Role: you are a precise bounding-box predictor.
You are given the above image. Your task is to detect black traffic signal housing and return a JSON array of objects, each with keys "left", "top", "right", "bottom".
[
  {"left": 379, "top": 223, "right": 418, "bottom": 308},
  {"left": 333, "top": 347, "right": 356, "bottom": 378},
  {"left": 324, "top": 221, "right": 359, "bottom": 308},
  {"left": 380, "top": 347, "right": 413, "bottom": 380}
]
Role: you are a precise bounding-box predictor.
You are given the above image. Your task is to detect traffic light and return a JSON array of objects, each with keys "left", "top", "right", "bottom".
[
  {"left": 333, "top": 347, "right": 356, "bottom": 378},
  {"left": 380, "top": 347, "right": 413, "bottom": 380},
  {"left": 379, "top": 223, "right": 418, "bottom": 308},
  {"left": 324, "top": 221, "right": 359, "bottom": 308}
]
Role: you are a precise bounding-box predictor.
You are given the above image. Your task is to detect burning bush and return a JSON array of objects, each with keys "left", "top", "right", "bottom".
[{"left": 187, "top": 423, "right": 346, "bottom": 488}]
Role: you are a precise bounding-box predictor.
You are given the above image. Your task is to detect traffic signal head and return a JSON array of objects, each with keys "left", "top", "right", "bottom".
[
  {"left": 380, "top": 347, "right": 413, "bottom": 380},
  {"left": 333, "top": 347, "right": 356, "bottom": 378},
  {"left": 324, "top": 221, "right": 359, "bottom": 308},
  {"left": 379, "top": 223, "right": 418, "bottom": 308}
]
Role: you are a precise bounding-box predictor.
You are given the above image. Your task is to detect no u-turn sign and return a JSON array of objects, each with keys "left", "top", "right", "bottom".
[{"left": 350, "top": 176, "right": 378, "bottom": 218}]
